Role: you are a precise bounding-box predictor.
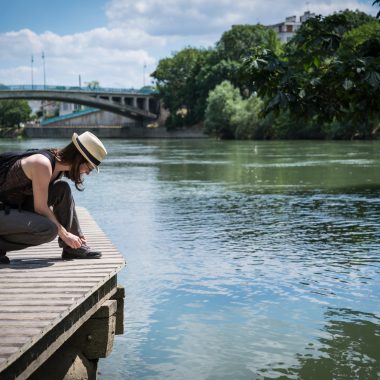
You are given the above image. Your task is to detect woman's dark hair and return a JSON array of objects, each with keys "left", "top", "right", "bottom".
[{"left": 50, "top": 143, "right": 87, "bottom": 191}]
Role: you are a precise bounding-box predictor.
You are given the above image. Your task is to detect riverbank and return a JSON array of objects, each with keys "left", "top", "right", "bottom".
[
  {"left": 24, "top": 124, "right": 207, "bottom": 139},
  {"left": 0, "top": 126, "right": 24, "bottom": 138}
]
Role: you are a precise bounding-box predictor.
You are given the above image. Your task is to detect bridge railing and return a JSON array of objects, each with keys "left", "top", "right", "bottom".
[{"left": 0, "top": 84, "right": 158, "bottom": 95}]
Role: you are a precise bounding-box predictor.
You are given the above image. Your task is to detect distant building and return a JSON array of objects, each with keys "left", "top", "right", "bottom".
[
  {"left": 266, "top": 11, "right": 316, "bottom": 43},
  {"left": 300, "top": 10, "right": 315, "bottom": 23},
  {"left": 41, "top": 101, "right": 60, "bottom": 118},
  {"left": 27, "top": 100, "right": 85, "bottom": 118},
  {"left": 59, "top": 102, "right": 83, "bottom": 116}
]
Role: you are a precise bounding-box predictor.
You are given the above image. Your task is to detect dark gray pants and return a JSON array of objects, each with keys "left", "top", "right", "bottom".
[{"left": 0, "top": 180, "right": 82, "bottom": 252}]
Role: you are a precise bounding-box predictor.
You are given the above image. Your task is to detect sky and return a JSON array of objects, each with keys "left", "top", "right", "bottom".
[{"left": 0, "top": 0, "right": 377, "bottom": 89}]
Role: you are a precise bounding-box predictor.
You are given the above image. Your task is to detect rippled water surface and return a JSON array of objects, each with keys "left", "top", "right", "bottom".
[{"left": 1, "top": 139, "right": 380, "bottom": 379}]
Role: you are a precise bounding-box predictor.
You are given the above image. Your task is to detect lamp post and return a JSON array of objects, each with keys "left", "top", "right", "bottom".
[
  {"left": 31, "top": 55, "right": 34, "bottom": 89},
  {"left": 42, "top": 51, "right": 46, "bottom": 89},
  {"left": 143, "top": 62, "right": 146, "bottom": 87}
]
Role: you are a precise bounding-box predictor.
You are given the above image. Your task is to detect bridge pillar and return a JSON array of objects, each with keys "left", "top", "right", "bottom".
[
  {"left": 144, "top": 97, "right": 149, "bottom": 112},
  {"left": 132, "top": 97, "right": 137, "bottom": 108}
]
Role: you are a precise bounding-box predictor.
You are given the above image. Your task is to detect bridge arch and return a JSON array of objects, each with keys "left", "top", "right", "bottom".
[{"left": 0, "top": 88, "right": 159, "bottom": 120}]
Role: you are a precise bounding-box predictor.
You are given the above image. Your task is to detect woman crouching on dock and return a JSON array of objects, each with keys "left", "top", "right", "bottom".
[{"left": 0, "top": 131, "right": 107, "bottom": 264}]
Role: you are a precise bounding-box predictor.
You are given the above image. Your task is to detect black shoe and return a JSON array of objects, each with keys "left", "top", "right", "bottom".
[
  {"left": 0, "top": 250, "right": 10, "bottom": 265},
  {"left": 62, "top": 244, "right": 102, "bottom": 260}
]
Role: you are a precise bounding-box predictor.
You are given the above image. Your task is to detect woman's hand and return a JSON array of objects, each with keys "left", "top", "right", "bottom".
[{"left": 62, "top": 231, "right": 83, "bottom": 249}]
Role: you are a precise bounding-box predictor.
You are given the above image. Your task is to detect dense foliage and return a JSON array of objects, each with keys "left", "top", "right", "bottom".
[
  {"left": 153, "top": 9, "right": 380, "bottom": 139},
  {"left": 204, "top": 81, "right": 264, "bottom": 139},
  {"left": 242, "top": 10, "right": 380, "bottom": 139},
  {"left": 0, "top": 99, "right": 31, "bottom": 129},
  {"left": 152, "top": 47, "right": 210, "bottom": 129}
]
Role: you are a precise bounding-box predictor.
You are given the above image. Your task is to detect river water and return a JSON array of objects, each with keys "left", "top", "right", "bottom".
[{"left": 1, "top": 139, "right": 380, "bottom": 379}]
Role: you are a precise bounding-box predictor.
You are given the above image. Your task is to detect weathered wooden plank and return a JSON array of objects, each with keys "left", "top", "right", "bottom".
[
  {"left": 0, "top": 300, "right": 73, "bottom": 306},
  {"left": 0, "top": 313, "right": 60, "bottom": 320},
  {"left": 0, "top": 337, "right": 33, "bottom": 345},
  {"left": 0, "top": 272, "right": 117, "bottom": 279},
  {"left": 2, "top": 262, "right": 121, "bottom": 268},
  {"left": 0, "top": 288, "right": 92, "bottom": 294},
  {"left": 5, "top": 258, "right": 124, "bottom": 264},
  {"left": 0, "top": 320, "right": 51, "bottom": 327},
  {"left": 0, "top": 329, "right": 46, "bottom": 337},
  {"left": 0, "top": 270, "right": 118, "bottom": 277},
  {"left": 6, "top": 252, "right": 121, "bottom": 258},
  {"left": 0, "top": 270, "right": 109, "bottom": 275},
  {"left": 0, "top": 306, "right": 68, "bottom": 313},
  {"left": 6, "top": 243, "right": 119, "bottom": 250},
  {"left": 0, "top": 294, "right": 83, "bottom": 300},
  {"left": 0, "top": 347, "right": 22, "bottom": 356},
  {"left": 8, "top": 254, "right": 121, "bottom": 259},
  {"left": 0, "top": 277, "right": 105, "bottom": 283},
  {"left": 0, "top": 284, "right": 102, "bottom": 290},
  {"left": 0, "top": 284, "right": 94, "bottom": 290},
  {"left": 0, "top": 265, "right": 121, "bottom": 273},
  {"left": 4, "top": 247, "right": 114, "bottom": 254}
]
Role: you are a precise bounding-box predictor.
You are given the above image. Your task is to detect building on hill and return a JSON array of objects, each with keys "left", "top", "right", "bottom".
[{"left": 266, "top": 11, "right": 316, "bottom": 43}]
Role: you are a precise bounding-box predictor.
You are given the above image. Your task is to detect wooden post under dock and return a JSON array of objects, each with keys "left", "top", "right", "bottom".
[{"left": 0, "top": 207, "right": 126, "bottom": 380}]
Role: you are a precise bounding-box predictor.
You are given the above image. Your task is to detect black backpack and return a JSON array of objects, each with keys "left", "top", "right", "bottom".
[
  {"left": 0, "top": 149, "right": 49, "bottom": 212},
  {"left": 0, "top": 150, "right": 39, "bottom": 189}
]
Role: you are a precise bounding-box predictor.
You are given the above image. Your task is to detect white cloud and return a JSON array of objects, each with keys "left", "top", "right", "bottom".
[
  {"left": 106, "top": 0, "right": 376, "bottom": 35},
  {"left": 0, "top": 27, "right": 165, "bottom": 58},
  {"left": 0, "top": 27, "right": 163, "bottom": 88}
]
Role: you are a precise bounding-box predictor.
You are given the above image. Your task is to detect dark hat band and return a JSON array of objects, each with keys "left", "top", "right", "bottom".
[{"left": 76, "top": 137, "right": 101, "bottom": 166}]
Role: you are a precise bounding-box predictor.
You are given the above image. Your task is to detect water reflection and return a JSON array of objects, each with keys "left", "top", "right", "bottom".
[
  {"left": 290, "top": 308, "right": 380, "bottom": 380},
  {"left": 1, "top": 139, "right": 379, "bottom": 379}
]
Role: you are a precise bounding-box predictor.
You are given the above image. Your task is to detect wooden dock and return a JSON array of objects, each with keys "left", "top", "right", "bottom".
[{"left": 0, "top": 207, "right": 126, "bottom": 380}]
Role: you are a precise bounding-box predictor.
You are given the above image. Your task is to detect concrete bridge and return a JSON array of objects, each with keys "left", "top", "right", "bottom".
[{"left": 0, "top": 85, "right": 159, "bottom": 120}]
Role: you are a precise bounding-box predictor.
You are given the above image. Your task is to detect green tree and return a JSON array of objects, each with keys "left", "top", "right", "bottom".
[
  {"left": 86, "top": 80, "right": 100, "bottom": 90},
  {"left": 193, "top": 57, "right": 242, "bottom": 122},
  {"left": 216, "top": 24, "right": 282, "bottom": 61},
  {"left": 241, "top": 10, "right": 379, "bottom": 139},
  {"left": 204, "top": 81, "right": 242, "bottom": 138},
  {"left": 0, "top": 99, "right": 31, "bottom": 129},
  {"left": 152, "top": 47, "right": 210, "bottom": 129},
  {"left": 338, "top": 21, "right": 380, "bottom": 57},
  {"left": 195, "top": 25, "right": 281, "bottom": 119},
  {"left": 232, "top": 94, "right": 264, "bottom": 139},
  {"left": 204, "top": 81, "right": 264, "bottom": 139}
]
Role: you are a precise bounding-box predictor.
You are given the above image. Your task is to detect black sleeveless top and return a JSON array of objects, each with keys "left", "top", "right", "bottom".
[{"left": 0, "top": 149, "right": 56, "bottom": 207}]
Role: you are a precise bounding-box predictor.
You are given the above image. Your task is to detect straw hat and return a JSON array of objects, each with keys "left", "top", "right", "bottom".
[{"left": 72, "top": 131, "right": 107, "bottom": 172}]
